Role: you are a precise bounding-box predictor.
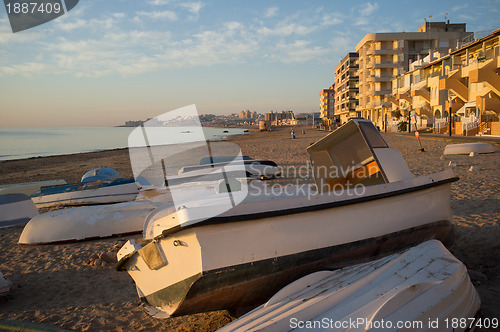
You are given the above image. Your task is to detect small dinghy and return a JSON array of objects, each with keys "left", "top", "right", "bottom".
[
  {"left": 219, "top": 240, "right": 480, "bottom": 332},
  {"left": 0, "top": 194, "right": 39, "bottom": 228},
  {"left": 31, "top": 167, "right": 140, "bottom": 208},
  {"left": 19, "top": 200, "right": 162, "bottom": 245},
  {"left": 443, "top": 142, "right": 494, "bottom": 155},
  {"left": 117, "top": 119, "right": 458, "bottom": 318}
]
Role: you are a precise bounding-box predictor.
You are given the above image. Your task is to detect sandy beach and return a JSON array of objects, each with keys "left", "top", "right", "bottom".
[{"left": 0, "top": 127, "right": 499, "bottom": 331}]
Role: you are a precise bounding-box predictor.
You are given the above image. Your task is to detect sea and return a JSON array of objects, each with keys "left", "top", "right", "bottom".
[{"left": 0, "top": 127, "right": 247, "bottom": 161}]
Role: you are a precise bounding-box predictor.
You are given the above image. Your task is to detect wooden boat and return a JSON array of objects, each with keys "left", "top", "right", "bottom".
[
  {"left": 219, "top": 240, "right": 480, "bottom": 332},
  {"left": 18, "top": 200, "right": 162, "bottom": 245},
  {"left": 116, "top": 119, "right": 458, "bottom": 318},
  {"left": 0, "top": 272, "right": 12, "bottom": 296},
  {"left": 0, "top": 194, "right": 39, "bottom": 228},
  {"left": 0, "top": 179, "right": 66, "bottom": 196},
  {"left": 443, "top": 142, "right": 494, "bottom": 155},
  {"left": 31, "top": 177, "right": 140, "bottom": 208}
]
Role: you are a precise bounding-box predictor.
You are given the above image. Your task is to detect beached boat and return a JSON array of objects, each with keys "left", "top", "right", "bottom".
[
  {"left": 117, "top": 119, "right": 458, "bottom": 318},
  {"left": 18, "top": 200, "right": 162, "bottom": 245},
  {"left": 0, "top": 194, "right": 39, "bottom": 228},
  {"left": 443, "top": 142, "right": 494, "bottom": 155},
  {"left": 81, "top": 167, "right": 120, "bottom": 182},
  {"left": 219, "top": 240, "right": 480, "bottom": 332},
  {"left": 31, "top": 177, "right": 140, "bottom": 208},
  {"left": 0, "top": 179, "right": 66, "bottom": 196},
  {"left": 0, "top": 272, "right": 12, "bottom": 296}
]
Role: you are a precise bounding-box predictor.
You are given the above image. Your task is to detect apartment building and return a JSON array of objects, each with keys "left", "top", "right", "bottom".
[
  {"left": 355, "top": 21, "right": 470, "bottom": 128},
  {"left": 387, "top": 28, "right": 500, "bottom": 136},
  {"left": 319, "top": 84, "right": 335, "bottom": 125},
  {"left": 334, "top": 52, "right": 359, "bottom": 124}
]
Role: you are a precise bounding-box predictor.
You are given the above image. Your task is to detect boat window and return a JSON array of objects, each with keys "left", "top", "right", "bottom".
[
  {"left": 330, "top": 130, "right": 372, "bottom": 171},
  {"left": 358, "top": 122, "right": 388, "bottom": 148}
]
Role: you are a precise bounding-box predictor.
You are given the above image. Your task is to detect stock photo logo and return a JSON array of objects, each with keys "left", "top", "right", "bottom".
[{"left": 3, "top": 0, "right": 79, "bottom": 33}]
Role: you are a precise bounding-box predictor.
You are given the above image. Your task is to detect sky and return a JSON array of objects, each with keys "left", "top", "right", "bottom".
[{"left": 0, "top": 0, "right": 499, "bottom": 127}]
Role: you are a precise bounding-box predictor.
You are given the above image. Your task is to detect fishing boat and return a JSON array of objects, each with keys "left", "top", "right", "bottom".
[
  {"left": 31, "top": 177, "right": 140, "bottom": 208},
  {"left": 117, "top": 119, "right": 458, "bottom": 318},
  {"left": 0, "top": 194, "right": 39, "bottom": 228},
  {"left": 219, "top": 240, "right": 480, "bottom": 332}
]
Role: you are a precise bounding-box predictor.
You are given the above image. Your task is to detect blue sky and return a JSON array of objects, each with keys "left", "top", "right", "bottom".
[{"left": 1, "top": 0, "right": 499, "bottom": 127}]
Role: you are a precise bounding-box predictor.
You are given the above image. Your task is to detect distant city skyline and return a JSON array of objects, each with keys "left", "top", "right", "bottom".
[{"left": 1, "top": 0, "right": 498, "bottom": 127}]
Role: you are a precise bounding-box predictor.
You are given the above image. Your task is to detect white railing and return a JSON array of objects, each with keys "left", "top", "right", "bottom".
[
  {"left": 433, "top": 118, "right": 448, "bottom": 130},
  {"left": 463, "top": 120, "right": 480, "bottom": 132}
]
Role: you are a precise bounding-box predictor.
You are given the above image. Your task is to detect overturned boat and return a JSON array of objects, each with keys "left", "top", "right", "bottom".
[
  {"left": 219, "top": 240, "right": 480, "bottom": 332},
  {"left": 117, "top": 119, "right": 458, "bottom": 318},
  {"left": 0, "top": 193, "right": 39, "bottom": 228},
  {"left": 18, "top": 200, "right": 161, "bottom": 245},
  {"left": 443, "top": 142, "right": 494, "bottom": 155}
]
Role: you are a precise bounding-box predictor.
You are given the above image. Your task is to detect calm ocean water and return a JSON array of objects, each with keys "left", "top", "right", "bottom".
[{"left": 0, "top": 127, "right": 246, "bottom": 161}]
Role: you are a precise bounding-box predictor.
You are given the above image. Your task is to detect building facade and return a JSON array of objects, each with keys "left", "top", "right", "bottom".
[
  {"left": 355, "top": 21, "right": 470, "bottom": 129},
  {"left": 334, "top": 52, "right": 359, "bottom": 124},
  {"left": 319, "top": 84, "right": 335, "bottom": 125},
  {"left": 386, "top": 28, "right": 500, "bottom": 136}
]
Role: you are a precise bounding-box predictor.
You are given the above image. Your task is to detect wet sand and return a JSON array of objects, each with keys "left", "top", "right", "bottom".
[{"left": 0, "top": 127, "right": 499, "bottom": 331}]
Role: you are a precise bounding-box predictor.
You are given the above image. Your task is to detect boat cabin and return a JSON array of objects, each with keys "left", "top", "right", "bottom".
[{"left": 307, "top": 119, "right": 413, "bottom": 192}]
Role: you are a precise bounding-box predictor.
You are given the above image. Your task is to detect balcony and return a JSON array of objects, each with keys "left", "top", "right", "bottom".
[
  {"left": 373, "top": 88, "right": 392, "bottom": 96},
  {"left": 367, "top": 75, "right": 394, "bottom": 82},
  {"left": 373, "top": 61, "right": 398, "bottom": 68}
]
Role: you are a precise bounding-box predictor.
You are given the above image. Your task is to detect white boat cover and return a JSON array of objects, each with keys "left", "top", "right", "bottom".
[{"left": 219, "top": 240, "right": 480, "bottom": 332}]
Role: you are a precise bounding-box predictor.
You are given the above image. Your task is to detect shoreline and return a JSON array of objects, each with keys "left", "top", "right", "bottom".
[{"left": 0, "top": 127, "right": 499, "bottom": 331}]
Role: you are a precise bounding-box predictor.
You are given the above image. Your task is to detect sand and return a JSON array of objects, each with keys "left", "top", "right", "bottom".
[{"left": 0, "top": 127, "right": 499, "bottom": 331}]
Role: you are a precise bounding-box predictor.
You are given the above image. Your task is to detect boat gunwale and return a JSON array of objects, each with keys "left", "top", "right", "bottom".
[{"left": 159, "top": 174, "right": 459, "bottom": 238}]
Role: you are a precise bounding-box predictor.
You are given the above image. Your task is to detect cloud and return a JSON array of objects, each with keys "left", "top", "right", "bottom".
[
  {"left": 257, "top": 22, "right": 317, "bottom": 37},
  {"left": 136, "top": 10, "right": 178, "bottom": 21},
  {"left": 452, "top": 4, "right": 468, "bottom": 12},
  {"left": 273, "top": 40, "right": 328, "bottom": 63},
  {"left": 321, "top": 13, "right": 343, "bottom": 26},
  {"left": 1, "top": 62, "right": 47, "bottom": 76},
  {"left": 359, "top": 2, "right": 379, "bottom": 16},
  {"left": 148, "top": 0, "right": 170, "bottom": 5},
  {"left": 179, "top": 1, "right": 204, "bottom": 21},
  {"left": 180, "top": 2, "right": 204, "bottom": 15},
  {"left": 264, "top": 7, "right": 278, "bottom": 18}
]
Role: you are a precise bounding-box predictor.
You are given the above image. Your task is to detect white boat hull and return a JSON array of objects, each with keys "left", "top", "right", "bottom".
[
  {"left": 219, "top": 240, "right": 480, "bottom": 332},
  {"left": 31, "top": 182, "right": 139, "bottom": 208},
  {"left": 118, "top": 170, "right": 457, "bottom": 318},
  {"left": 0, "top": 180, "right": 66, "bottom": 196},
  {"left": 443, "top": 142, "right": 494, "bottom": 155},
  {"left": 0, "top": 194, "right": 39, "bottom": 228},
  {"left": 19, "top": 201, "right": 162, "bottom": 244}
]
